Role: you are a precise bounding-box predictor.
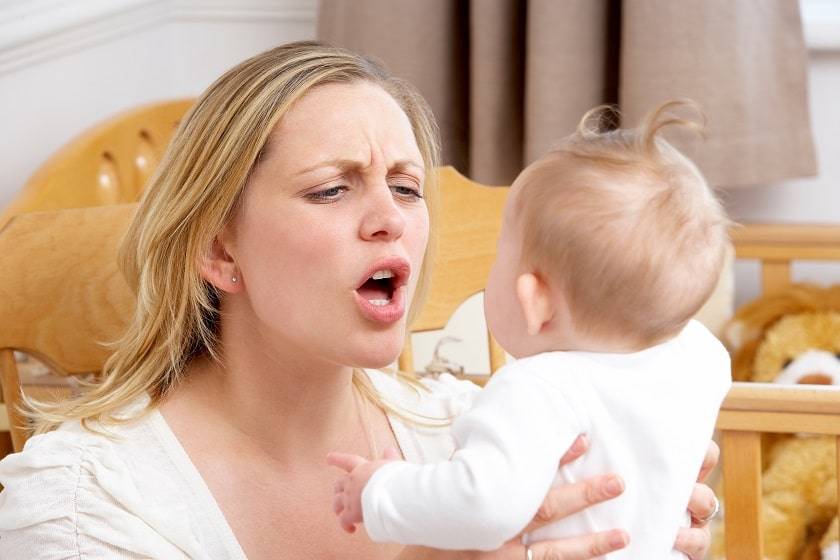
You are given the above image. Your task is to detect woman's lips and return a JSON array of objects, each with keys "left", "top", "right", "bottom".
[{"left": 354, "top": 257, "right": 410, "bottom": 324}]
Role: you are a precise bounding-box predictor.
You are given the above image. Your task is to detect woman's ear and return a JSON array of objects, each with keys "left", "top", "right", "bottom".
[
  {"left": 516, "top": 273, "right": 555, "bottom": 336},
  {"left": 199, "top": 232, "right": 242, "bottom": 293}
]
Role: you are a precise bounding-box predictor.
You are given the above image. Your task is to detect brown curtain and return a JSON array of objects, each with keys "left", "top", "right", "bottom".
[{"left": 319, "top": 0, "right": 816, "bottom": 188}]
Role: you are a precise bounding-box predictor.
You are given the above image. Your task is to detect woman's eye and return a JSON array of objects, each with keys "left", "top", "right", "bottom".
[
  {"left": 391, "top": 185, "right": 423, "bottom": 200},
  {"left": 306, "top": 186, "right": 347, "bottom": 202}
]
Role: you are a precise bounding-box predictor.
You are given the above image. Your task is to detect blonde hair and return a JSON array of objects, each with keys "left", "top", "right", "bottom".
[
  {"left": 516, "top": 100, "right": 729, "bottom": 348},
  {"left": 29, "top": 41, "right": 441, "bottom": 434}
]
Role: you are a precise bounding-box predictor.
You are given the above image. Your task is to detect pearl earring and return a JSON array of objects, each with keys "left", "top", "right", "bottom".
[{"left": 231, "top": 276, "right": 238, "bottom": 283}]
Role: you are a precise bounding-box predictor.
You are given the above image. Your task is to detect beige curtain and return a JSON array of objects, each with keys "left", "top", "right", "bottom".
[{"left": 319, "top": 0, "right": 816, "bottom": 188}]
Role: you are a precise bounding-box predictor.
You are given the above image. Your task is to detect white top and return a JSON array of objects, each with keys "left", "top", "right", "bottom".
[
  {"left": 362, "top": 320, "right": 731, "bottom": 558},
  {"left": 0, "top": 371, "right": 477, "bottom": 559}
]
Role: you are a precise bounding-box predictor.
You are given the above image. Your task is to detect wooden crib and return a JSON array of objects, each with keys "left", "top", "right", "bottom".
[{"left": 718, "top": 225, "right": 840, "bottom": 558}]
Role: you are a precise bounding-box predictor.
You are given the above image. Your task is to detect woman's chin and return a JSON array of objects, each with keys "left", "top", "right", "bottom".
[
  {"left": 349, "top": 343, "right": 404, "bottom": 370},
  {"left": 359, "top": 350, "right": 402, "bottom": 370}
]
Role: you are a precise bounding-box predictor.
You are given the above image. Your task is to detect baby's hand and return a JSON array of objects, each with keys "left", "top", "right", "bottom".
[{"left": 326, "top": 447, "right": 401, "bottom": 534}]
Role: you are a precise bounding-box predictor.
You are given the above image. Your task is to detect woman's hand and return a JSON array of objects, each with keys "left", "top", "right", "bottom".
[
  {"left": 396, "top": 435, "right": 629, "bottom": 560},
  {"left": 674, "top": 440, "right": 720, "bottom": 560}
]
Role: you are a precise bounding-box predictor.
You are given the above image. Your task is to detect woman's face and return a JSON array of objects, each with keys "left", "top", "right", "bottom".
[{"left": 225, "top": 82, "right": 429, "bottom": 369}]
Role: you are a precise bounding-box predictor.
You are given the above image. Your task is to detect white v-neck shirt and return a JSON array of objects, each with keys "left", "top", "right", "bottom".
[{"left": 0, "top": 371, "right": 478, "bottom": 559}]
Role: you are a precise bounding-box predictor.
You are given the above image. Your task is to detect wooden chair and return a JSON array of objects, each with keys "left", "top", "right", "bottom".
[
  {"left": 0, "top": 98, "right": 193, "bottom": 454},
  {"left": 717, "top": 224, "right": 840, "bottom": 559},
  {"left": 0, "top": 204, "right": 136, "bottom": 452},
  {"left": 398, "top": 167, "right": 509, "bottom": 384},
  {"left": 0, "top": 98, "right": 193, "bottom": 229}
]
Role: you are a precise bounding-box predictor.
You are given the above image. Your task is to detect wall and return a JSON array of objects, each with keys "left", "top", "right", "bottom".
[{"left": 0, "top": 0, "right": 318, "bottom": 209}]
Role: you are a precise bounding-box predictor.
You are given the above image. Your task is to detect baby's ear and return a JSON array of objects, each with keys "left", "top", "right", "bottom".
[{"left": 516, "top": 273, "right": 555, "bottom": 336}]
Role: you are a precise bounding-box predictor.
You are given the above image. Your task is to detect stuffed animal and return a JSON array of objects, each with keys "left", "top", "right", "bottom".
[{"left": 712, "top": 283, "right": 840, "bottom": 560}]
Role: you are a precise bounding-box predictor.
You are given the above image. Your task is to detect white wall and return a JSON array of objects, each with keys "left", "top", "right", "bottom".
[{"left": 0, "top": 0, "right": 318, "bottom": 209}]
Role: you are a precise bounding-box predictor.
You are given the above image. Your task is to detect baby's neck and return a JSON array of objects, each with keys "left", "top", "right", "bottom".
[{"left": 528, "top": 328, "right": 675, "bottom": 356}]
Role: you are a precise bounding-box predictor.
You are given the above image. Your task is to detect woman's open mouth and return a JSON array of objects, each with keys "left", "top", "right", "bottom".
[{"left": 354, "top": 258, "right": 410, "bottom": 324}]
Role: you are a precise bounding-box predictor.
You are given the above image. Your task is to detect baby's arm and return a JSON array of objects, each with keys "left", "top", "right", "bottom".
[{"left": 329, "top": 368, "right": 584, "bottom": 551}]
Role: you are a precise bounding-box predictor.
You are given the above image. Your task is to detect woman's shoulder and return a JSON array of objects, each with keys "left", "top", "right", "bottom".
[
  {"left": 0, "top": 408, "right": 210, "bottom": 559},
  {"left": 0, "top": 399, "right": 164, "bottom": 491}
]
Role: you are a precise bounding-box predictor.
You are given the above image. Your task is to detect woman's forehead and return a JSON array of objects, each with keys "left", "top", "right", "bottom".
[{"left": 262, "top": 82, "right": 422, "bottom": 173}]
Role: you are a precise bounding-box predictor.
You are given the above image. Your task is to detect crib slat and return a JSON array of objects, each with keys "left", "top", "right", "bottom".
[
  {"left": 760, "top": 260, "right": 791, "bottom": 295},
  {"left": 836, "top": 436, "right": 840, "bottom": 546},
  {"left": 722, "top": 430, "right": 763, "bottom": 560}
]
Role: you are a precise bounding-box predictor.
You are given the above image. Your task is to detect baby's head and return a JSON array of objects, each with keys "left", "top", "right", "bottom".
[{"left": 485, "top": 100, "right": 729, "bottom": 357}]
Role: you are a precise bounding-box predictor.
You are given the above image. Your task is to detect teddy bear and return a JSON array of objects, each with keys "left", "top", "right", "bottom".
[{"left": 711, "top": 283, "right": 840, "bottom": 560}]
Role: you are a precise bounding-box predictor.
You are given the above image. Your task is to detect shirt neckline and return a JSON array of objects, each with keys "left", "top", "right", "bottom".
[
  {"left": 145, "top": 370, "right": 411, "bottom": 558},
  {"left": 148, "top": 408, "right": 249, "bottom": 560}
]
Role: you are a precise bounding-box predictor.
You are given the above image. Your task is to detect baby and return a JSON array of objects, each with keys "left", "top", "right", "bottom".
[{"left": 328, "top": 100, "right": 732, "bottom": 558}]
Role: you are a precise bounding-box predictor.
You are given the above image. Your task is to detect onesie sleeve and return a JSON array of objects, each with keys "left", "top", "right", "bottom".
[
  {"left": 362, "top": 363, "right": 585, "bottom": 551},
  {"left": 0, "top": 429, "right": 200, "bottom": 560}
]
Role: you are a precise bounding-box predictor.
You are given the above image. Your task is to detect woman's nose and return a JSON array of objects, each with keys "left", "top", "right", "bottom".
[{"left": 359, "top": 187, "right": 406, "bottom": 241}]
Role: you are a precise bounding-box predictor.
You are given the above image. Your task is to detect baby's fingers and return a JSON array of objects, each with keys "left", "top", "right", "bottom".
[
  {"left": 339, "top": 511, "right": 357, "bottom": 534},
  {"left": 326, "top": 452, "right": 367, "bottom": 472},
  {"left": 333, "top": 493, "right": 344, "bottom": 516},
  {"left": 381, "top": 446, "right": 401, "bottom": 460}
]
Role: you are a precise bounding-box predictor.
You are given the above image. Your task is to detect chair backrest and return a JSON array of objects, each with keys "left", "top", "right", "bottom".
[
  {"left": 0, "top": 204, "right": 136, "bottom": 451},
  {"left": 717, "top": 224, "right": 840, "bottom": 559},
  {"left": 0, "top": 98, "right": 192, "bottom": 453},
  {"left": 0, "top": 99, "right": 193, "bottom": 229},
  {"left": 399, "top": 167, "right": 509, "bottom": 381}
]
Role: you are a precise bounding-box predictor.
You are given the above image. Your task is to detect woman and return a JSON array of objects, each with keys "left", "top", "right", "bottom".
[{"left": 0, "top": 42, "right": 716, "bottom": 559}]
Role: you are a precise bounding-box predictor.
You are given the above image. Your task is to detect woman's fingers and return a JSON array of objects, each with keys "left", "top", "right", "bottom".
[
  {"left": 522, "top": 474, "right": 624, "bottom": 533},
  {"left": 687, "top": 482, "right": 717, "bottom": 527},
  {"left": 697, "top": 440, "right": 719, "bottom": 483},
  {"left": 674, "top": 525, "right": 710, "bottom": 560},
  {"left": 526, "top": 529, "right": 629, "bottom": 560},
  {"left": 558, "top": 435, "right": 589, "bottom": 467}
]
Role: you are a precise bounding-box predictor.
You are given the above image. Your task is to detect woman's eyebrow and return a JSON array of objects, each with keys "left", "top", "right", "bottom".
[
  {"left": 390, "top": 160, "right": 424, "bottom": 175},
  {"left": 294, "top": 158, "right": 423, "bottom": 177}
]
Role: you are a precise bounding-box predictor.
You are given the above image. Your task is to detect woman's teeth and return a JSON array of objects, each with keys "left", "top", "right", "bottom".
[
  {"left": 371, "top": 269, "right": 394, "bottom": 280},
  {"left": 369, "top": 299, "right": 391, "bottom": 306}
]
